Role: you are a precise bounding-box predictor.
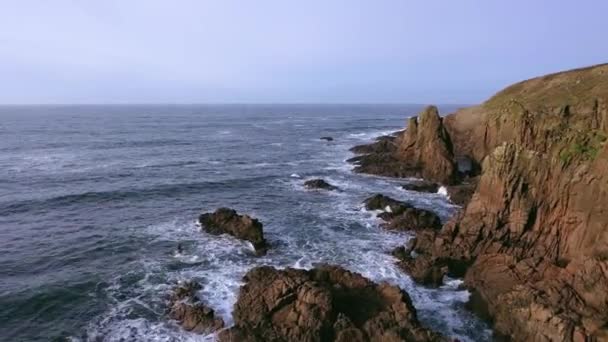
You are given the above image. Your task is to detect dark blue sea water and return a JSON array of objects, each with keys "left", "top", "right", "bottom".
[{"left": 0, "top": 105, "right": 491, "bottom": 341}]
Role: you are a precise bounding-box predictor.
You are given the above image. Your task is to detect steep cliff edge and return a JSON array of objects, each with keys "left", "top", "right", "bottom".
[{"left": 395, "top": 64, "right": 608, "bottom": 340}]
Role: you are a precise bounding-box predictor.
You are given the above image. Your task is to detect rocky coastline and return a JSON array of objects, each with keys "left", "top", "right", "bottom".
[
  {"left": 351, "top": 64, "right": 608, "bottom": 340},
  {"left": 170, "top": 63, "right": 608, "bottom": 341}
]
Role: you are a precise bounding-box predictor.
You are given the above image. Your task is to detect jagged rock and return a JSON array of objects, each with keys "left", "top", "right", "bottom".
[
  {"left": 217, "top": 265, "right": 445, "bottom": 342},
  {"left": 199, "top": 208, "right": 268, "bottom": 255},
  {"left": 304, "top": 178, "right": 338, "bottom": 191},
  {"left": 382, "top": 208, "right": 442, "bottom": 231},
  {"left": 349, "top": 107, "right": 458, "bottom": 184},
  {"left": 363, "top": 194, "right": 410, "bottom": 214},
  {"left": 364, "top": 194, "right": 441, "bottom": 231},
  {"left": 168, "top": 281, "right": 225, "bottom": 334},
  {"left": 350, "top": 135, "right": 399, "bottom": 154},
  {"left": 395, "top": 107, "right": 458, "bottom": 184},
  {"left": 401, "top": 180, "right": 439, "bottom": 193}
]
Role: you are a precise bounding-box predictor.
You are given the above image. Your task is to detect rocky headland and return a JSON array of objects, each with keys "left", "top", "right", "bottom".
[{"left": 353, "top": 64, "right": 608, "bottom": 340}]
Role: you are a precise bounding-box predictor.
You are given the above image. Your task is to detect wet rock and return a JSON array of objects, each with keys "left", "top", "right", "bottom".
[
  {"left": 364, "top": 194, "right": 441, "bottom": 231},
  {"left": 445, "top": 178, "right": 478, "bottom": 206},
  {"left": 363, "top": 194, "right": 410, "bottom": 214},
  {"left": 304, "top": 178, "right": 338, "bottom": 191},
  {"left": 350, "top": 135, "right": 398, "bottom": 154},
  {"left": 217, "top": 265, "right": 445, "bottom": 342},
  {"left": 199, "top": 208, "right": 268, "bottom": 255},
  {"left": 382, "top": 208, "right": 442, "bottom": 231},
  {"left": 401, "top": 180, "right": 439, "bottom": 193},
  {"left": 168, "top": 281, "right": 225, "bottom": 334},
  {"left": 320, "top": 136, "right": 334, "bottom": 141}
]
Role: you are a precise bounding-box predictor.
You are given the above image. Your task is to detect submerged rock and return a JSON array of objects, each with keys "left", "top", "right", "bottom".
[
  {"left": 304, "top": 178, "right": 338, "bottom": 191},
  {"left": 168, "top": 281, "right": 225, "bottom": 334},
  {"left": 217, "top": 265, "right": 445, "bottom": 342},
  {"left": 320, "top": 136, "right": 334, "bottom": 141},
  {"left": 199, "top": 208, "right": 268, "bottom": 255}
]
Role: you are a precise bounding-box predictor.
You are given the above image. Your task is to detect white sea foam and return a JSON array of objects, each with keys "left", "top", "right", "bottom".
[
  {"left": 437, "top": 186, "right": 449, "bottom": 196},
  {"left": 84, "top": 126, "right": 491, "bottom": 342}
]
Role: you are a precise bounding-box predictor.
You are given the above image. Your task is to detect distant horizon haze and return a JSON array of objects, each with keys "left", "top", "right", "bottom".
[{"left": 1, "top": 1, "right": 607, "bottom": 105}]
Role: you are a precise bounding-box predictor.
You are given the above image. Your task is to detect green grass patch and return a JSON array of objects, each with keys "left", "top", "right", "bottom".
[{"left": 559, "top": 131, "right": 607, "bottom": 164}]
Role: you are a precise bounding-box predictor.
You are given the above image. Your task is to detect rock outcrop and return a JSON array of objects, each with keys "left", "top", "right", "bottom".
[
  {"left": 364, "top": 194, "right": 441, "bottom": 231},
  {"left": 390, "top": 64, "right": 608, "bottom": 340},
  {"left": 199, "top": 208, "right": 268, "bottom": 255},
  {"left": 304, "top": 179, "right": 338, "bottom": 191},
  {"left": 217, "top": 265, "right": 445, "bottom": 342},
  {"left": 349, "top": 107, "right": 458, "bottom": 184},
  {"left": 168, "top": 281, "right": 225, "bottom": 334},
  {"left": 401, "top": 180, "right": 439, "bottom": 193}
]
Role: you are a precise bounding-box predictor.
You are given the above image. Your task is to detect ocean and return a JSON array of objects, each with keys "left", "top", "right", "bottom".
[{"left": 0, "top": 104, "right": 491, "bottom": 341}]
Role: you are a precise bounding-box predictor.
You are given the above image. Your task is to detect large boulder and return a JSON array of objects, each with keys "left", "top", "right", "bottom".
[
  {"left": 217, "top": 265, "right": 444, "bottom": 342},
  {"left": 168, "top": 281, "right": 225, "bottom": 334},
  {"left": 199, "top": 208, "right": 268, "bottom": 255}
]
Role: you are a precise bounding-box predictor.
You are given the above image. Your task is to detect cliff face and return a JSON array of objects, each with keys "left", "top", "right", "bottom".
[
  {"left": 396, "top": 106, "right": 457, "bottom": 184},
  {"left": 401, "top": 64, "right": 608, "bottom": 340},
  {"left": 349, "top": 105, "right": 458, "bottom": 184}
]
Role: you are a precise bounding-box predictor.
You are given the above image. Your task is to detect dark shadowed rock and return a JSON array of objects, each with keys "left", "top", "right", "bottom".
[
  {"left": 198, "top": 208, "right": 268, "bottom": 255},
  {"left": 364, "top": 194, "right": 441, "bottom": 231},
  {"left": 363, "top": 194, "right": 410, "bottom": 214},
  {"left": 304, "top": 178, "right": 338, "bottom": 191},
  {"left": 217, "top": 265, "right": 445, "bottom": 342},
  {"left": 168, "top": 281, "right": 225, "bottom": 334},
  {"left": 401, "top": 180, "right": 439, "bottom": 193},
  {"left": 320, "top": 136, "right": 334, "bottom": 141},
  {"left": 445, "top": 178, "right": 477, "bottom": 206}
]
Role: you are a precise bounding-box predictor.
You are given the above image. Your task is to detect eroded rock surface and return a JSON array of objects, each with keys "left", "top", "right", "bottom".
[
  {"left": 217, "top": 265, "right": 445, "bottom": 342},
  {"left": 199, "top": 208, "right": 268, "bottom": 255},
  {"left": 168, "top": 281, "right": 225, "bottom": 334},
  {"left": 364, "top": 194, "right": 441, "bottom": 232}
]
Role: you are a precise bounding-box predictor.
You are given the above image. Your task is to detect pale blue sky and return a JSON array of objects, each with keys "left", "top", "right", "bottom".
[{"left": 1, "top": 0, "right": 607, "bottom": 104}]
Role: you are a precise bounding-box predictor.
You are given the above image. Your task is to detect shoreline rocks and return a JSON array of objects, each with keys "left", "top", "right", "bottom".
[
  {"left": 168, "top": 281, "right": 225, "bottom": 334},
  {"left": 304, "top": 178, "right": 339, "bottom": 191},
  {"left": 199, "top": 208, "right": 268, "bottom": 255},
  {"left": 217, "top": 265, "right": 445, "bottom": 342},
  {"left": 364, "top": 194, "right": 442, "bottom": 232},
  {"left": 401, "top": 180, "right": 439, "bottom": 193}
]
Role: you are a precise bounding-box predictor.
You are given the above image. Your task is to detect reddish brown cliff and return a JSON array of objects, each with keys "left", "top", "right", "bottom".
[
  {"left": 399, "top": 64, "right": 608, "bottom": 341},
  {"left": 349, "top": 106, "right": 458, "bottom": 184}
]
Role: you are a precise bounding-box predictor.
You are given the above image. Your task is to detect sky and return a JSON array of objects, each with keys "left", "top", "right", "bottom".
[{"left": 1, "top": 0, "right": 607, "bottom": 104}]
